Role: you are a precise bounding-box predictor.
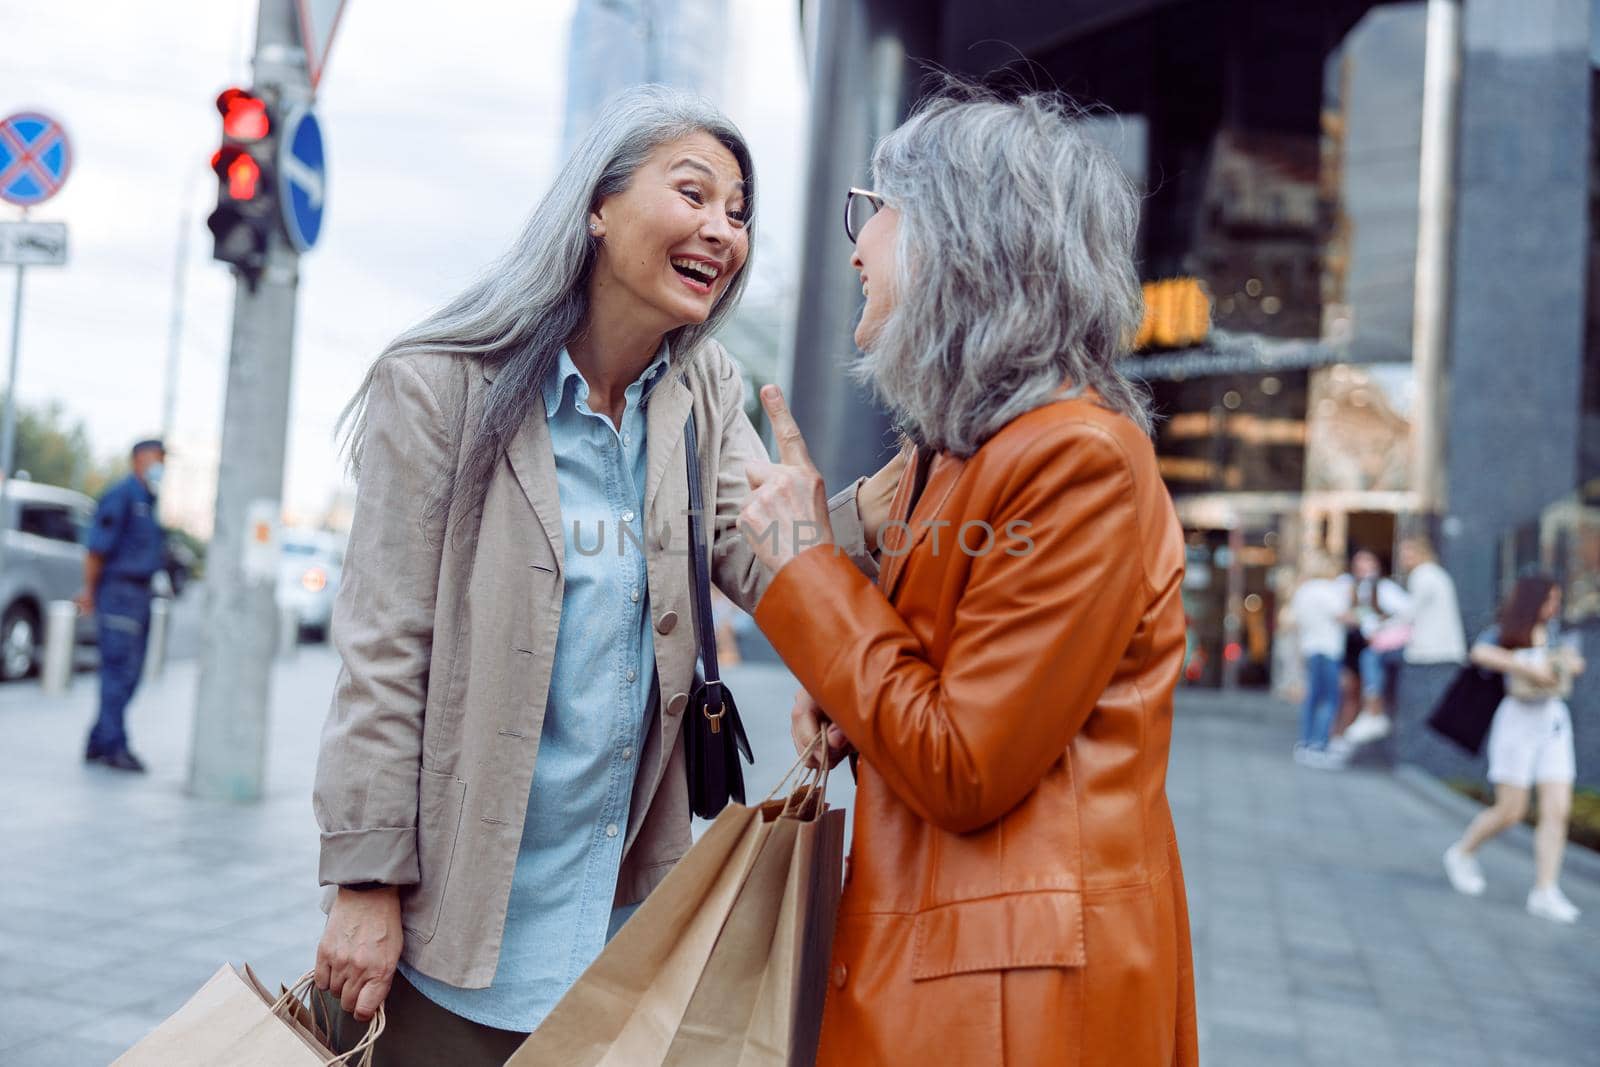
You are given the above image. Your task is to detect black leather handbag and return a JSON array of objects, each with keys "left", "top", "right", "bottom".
[
  {"left": 682, "top": 411, "right": 753, "bottom": 818},
  {"left": 1426, "top": 664, "right": 1506, "bottom": 757}
]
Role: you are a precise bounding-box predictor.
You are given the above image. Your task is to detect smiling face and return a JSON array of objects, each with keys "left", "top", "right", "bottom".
[
  {"left": 587, "top": 132, "right": 749, "bottom": 334},
  {"left": 849, "top": 203, "right": 900, "bottom": 349}
]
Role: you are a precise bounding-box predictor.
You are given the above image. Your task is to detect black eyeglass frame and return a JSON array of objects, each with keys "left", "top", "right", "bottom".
[{"left": 844, "top": 187, "right": 886, "bottom": 244}]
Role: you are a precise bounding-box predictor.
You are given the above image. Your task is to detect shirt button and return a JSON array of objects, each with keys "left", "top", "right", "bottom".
[
  {"left": 631, "top": 590, "right": 641, "bottom": 603},
  {"left": 626, "top": 668, "right": 637, "bottom": 682},
  {"left": 622, "top": 746, "right": 634, "bottom": 760},
  {"left": 831, "top": 963, "right": 848, "bottom": 989},
  {"left": 606, "top": 823, "right": 619, "bottom": 838},
  {"left": 623, "top": 510, "right": 635, "bottom": 522}
]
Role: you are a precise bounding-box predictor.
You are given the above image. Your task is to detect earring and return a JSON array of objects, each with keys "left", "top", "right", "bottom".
[{"left": 588, "top": 221, "right": 598, "bottom": 234}]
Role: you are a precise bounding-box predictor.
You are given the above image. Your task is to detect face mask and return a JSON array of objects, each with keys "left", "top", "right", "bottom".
[{"left": 144, "top": 462, "right": 165, "bottom": 488}]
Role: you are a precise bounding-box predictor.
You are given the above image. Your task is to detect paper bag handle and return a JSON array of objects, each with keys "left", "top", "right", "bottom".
[
  {"left": 273, "top": 970, "right": 387, "bottom": 1067},
  {"left": 766, "top": 731, "right": 834, "bottom": 816}
]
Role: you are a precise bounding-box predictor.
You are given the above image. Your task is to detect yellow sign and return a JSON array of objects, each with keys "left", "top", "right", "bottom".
[{"left": 1135, "top": 278, "right": 1211, "bottom": 351}]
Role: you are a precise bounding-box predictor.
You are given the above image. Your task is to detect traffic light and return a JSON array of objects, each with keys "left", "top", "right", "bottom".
[{"left": 206, "top": 87, "right": 277, "bottom": 284}]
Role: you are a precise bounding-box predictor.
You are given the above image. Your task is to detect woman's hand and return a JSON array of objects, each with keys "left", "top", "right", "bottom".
[
  {"left": 316, "top": 885, "right": 404, "bottom": 1022},
  {"left": 740, "top": 386, "right": 833, "bottom": 573},
  {"left": 791, "top": 689, "right": 852, "bottom": 769},
  {"left": 858, "top": 447, "right": 911, "bottom": 552}
]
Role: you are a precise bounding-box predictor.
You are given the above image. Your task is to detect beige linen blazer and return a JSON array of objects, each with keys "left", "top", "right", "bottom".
[{"left": 312, "top": 339, "right": 870, "bottom": 988}]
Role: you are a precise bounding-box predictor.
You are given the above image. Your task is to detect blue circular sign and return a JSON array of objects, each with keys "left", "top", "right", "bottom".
[
  {"left": 278, "top": 106, "right": 326, "bottom": 252},
  {"left": 0, "top": 112, "right": 72, "bottom": 207}
]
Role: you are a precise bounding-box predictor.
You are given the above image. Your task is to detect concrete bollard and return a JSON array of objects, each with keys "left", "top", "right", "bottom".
[
  {"left": 41, "top": 600, "right": 77, "bottom": 696},
  {"left": 142, "top": 597, "right": 171, "bottom": 686},
  {"left": 276, "top": 603, "right": 300, "bottom": 660}
]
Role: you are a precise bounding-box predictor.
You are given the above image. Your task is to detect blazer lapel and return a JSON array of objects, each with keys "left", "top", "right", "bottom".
[
  {"left": 644, "top": 373, "right": 695, "bottom": 529},
  {"left": 484, "top": 361, "right": 564, "bottom": 565}
]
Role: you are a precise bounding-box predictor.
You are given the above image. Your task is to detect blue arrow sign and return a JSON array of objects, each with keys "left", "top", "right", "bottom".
[
  {"left": 0, "top": 112, "right": 73, "bottom": 207},
  {"left": 278, "top": 106, "right": 326, "bottom": 253}
]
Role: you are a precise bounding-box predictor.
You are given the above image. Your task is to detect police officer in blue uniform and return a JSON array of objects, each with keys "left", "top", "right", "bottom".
[{"left": 78, "top": 438, "right": 167, "bottom": 773}]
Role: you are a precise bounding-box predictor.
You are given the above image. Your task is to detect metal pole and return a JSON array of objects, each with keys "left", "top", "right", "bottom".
[
  {"left": 41, "top": 599, "right": 76, "bottom": 696},
  {"left": 1410, "top": 0, "right": 1461, "bottom": 514},
  {"left": 142, "top": 596, "right": 171, "bottom": 685},
  {"left": 0, "top": 259, "right": 26, "bottom": 575},
  {"left": 161, "top": 172, "right": 200, "bottom": 446},
  {"left": 188, "top": 0, "right": 307, "bottom": 802}
]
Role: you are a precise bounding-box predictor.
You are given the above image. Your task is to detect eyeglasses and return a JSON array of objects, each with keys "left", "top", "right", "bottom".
[{"left": 844, "top": 187, "right": 885, "bottom": 244}]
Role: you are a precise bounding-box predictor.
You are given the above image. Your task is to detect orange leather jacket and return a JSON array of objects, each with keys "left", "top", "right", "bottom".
[{"left": 756, "top": 395, "right": 1198, "bottom": 1066}]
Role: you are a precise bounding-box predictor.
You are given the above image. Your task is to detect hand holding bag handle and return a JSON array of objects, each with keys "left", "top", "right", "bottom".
[{"left": 684, "top": 404, "right": 754, "bottom": 818}]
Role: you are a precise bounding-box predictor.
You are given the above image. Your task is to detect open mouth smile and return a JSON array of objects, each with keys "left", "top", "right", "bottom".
[{"left": 670, "top": 256, "right": 721, "bottom": 294}]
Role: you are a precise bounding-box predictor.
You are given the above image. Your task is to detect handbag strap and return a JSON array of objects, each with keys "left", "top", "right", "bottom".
[{"left": 683, "top": 409, "right": 725, "bottom": 727}]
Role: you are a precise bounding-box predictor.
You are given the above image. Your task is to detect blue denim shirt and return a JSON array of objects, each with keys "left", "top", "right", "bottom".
[{"left": 401, "top": 343, "right": 671, "bottom": 1030}]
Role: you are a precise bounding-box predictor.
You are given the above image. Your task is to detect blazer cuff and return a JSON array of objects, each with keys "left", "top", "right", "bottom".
[
  {"left": 828, "top": 477, "right": 879, "bottom": 582},
  {"left": 318, "top": 826, "right": 421, "bottom": 888}
]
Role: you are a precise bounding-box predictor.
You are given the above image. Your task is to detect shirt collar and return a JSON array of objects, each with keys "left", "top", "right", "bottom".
[{"left": 542, "top": 341, "right": 672, "bottom": 420}]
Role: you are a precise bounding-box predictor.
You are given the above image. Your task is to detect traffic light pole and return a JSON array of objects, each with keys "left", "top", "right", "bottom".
[{"left": 188, "top": 0, "right": 307, "bottom": 802}]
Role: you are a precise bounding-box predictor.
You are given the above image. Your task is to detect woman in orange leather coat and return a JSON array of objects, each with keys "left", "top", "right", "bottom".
[{"left": 738, "top": 91, "right": 1199, "bottom": 1065}]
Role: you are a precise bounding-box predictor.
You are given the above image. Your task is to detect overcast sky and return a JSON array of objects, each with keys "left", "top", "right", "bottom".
[{"left": 0, "top": 0, "right": 808, "bottom": 528}]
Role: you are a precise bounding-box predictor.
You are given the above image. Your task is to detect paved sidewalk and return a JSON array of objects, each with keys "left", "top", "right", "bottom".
[{"left": 2, "top": 652, "right": 1596, "bottom": 1065}]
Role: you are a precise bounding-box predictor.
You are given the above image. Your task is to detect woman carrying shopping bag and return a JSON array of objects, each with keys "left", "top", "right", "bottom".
[
  {"left": 1443, "top": 575, "right": 1587, "bottom": 923},
  {"left": 737, "top": 89, "right": 1198, "bottom": 1066},
  {"left": 310, "top": 85, "right": 886, "bottom": 1064}
]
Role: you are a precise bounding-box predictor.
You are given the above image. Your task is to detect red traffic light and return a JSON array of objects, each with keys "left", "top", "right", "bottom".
[
  {"left": 216, "top": 87, "right": 270, "bottom": 142},
  {"left": 211, "top": 146, "right": 262, "bottom": 200}
]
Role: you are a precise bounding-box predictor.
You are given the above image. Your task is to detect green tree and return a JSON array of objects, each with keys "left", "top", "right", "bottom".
[{"left": 2, "top": 396, "right": 120, "bottom": 496}]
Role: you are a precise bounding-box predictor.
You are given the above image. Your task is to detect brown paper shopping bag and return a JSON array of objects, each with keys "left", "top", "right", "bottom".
[
  {"left": 113, "top": 965, "right": 383, "bottom": 1066},
  {"left": 666, "top": 777, "right": 846, "bottom": 1067},
  {"left": 510, "top": 739, "right": 847, "bottom": 1067}
]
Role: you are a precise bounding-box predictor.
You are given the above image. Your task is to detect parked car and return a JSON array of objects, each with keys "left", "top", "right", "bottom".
[
  {"left": 0, "top": 481, "right": 96, "bottom": 680},
  {"left": 277, "top": 528, "right": 345, "bottom": 642}
]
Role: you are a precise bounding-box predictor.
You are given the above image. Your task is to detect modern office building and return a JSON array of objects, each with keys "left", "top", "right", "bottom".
[
  {"left": 792, "top": 0, "right": 1595, "bottom": 691},
  {"left": 562, "top": 0, "right": 730, "bottom": 155}
]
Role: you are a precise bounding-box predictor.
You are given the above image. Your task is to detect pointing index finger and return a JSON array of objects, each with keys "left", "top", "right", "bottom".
[{"left": 761, "top": 385, "right": 813, "bottom": 469}]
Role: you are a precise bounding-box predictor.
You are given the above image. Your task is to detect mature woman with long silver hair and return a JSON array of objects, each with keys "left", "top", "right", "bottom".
[
  {"left": 738, "top": 90, "right": 1199, "bottom": 1065},
  {"left": 307, "top": 85, "right": 875, "bottom": 1064}
]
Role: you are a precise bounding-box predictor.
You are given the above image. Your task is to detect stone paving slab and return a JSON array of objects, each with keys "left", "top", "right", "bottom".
[{"left": 3, "top": 649, "right": 1597, "bottom": 1064}]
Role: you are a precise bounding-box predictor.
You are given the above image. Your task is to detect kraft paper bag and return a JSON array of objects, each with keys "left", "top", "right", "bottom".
[
  {"left": 511, "top": 745, "right": 846, "bottom": 1067},
  {"left": 113, "top": 965, "right": 383, "bottom": 1067}
]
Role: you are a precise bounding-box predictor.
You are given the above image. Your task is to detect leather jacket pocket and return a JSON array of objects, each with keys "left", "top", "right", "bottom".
[{"left": 910, "top": 891, "right": 1086, "bottom": 981}]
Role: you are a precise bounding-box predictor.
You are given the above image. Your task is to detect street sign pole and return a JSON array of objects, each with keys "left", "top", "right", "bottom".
[
  {"left": 0, "top": 101, "right": 74, "bottom": 574},
  {"left": 1, "top": 252, "right": 24, "bottom": 567},
  {"left": 189, "top": 0, "right": 312, "bottom": 802}
]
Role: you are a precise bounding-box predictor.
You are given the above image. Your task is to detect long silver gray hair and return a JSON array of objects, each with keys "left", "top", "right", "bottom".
[
  {"left": 854, "top": 90, "right": 1150, "bottom": 455},
  {"left": 338, "top": 84, "right": 755, "bottom": 527}
]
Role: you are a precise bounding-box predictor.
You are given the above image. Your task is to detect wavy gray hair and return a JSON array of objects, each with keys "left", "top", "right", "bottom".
[
  {"left": 854, "top": 91, "right": 1150, "bottom": 455},
  {"left": 338, "top": 84, "right": 755, "bottom": 528}
]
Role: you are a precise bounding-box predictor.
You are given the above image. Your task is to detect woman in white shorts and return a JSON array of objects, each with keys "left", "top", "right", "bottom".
[{"left": 1442, "top": 575, "right": 1584, "bottom": 923}]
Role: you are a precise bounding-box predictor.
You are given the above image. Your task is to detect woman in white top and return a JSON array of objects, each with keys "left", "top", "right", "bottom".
[
  {"left": 1288, "top": 553, "right": 1349, "bottom": 763},
  {"left": 1338, "top": 549, "right": 1412, "bottom": 745},
  {"left": 1442, "top": 575, "right": 1586, "bottom": 924}
]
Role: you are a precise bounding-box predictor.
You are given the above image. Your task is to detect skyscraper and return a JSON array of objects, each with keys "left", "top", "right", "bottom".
[{"left": 562, "top": 0, "right": 731, "bottom": 156}]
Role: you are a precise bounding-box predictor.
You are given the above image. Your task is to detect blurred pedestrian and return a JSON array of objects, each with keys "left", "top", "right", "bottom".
[
  {"left": 78, "top": 438, "right": 165, "bottom": 774},
  {"left": 1398, "top": 536, "right": 1466, "bottom": 666},
  {"left": 309, "top": 86, "right": 883, "bottom": 1065},
  {"left": 1335, "top": 548, "right": 1411, "bottom": 747},
  {"left": 738, "top": 91, "right": 1197, "bottom": 1067},
  {"left": 1442, "top": 575, "right": 1585, "bottom": 924},
  {"left": 1288, "top": 552, "right": 1347, "bottom": 766}
]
